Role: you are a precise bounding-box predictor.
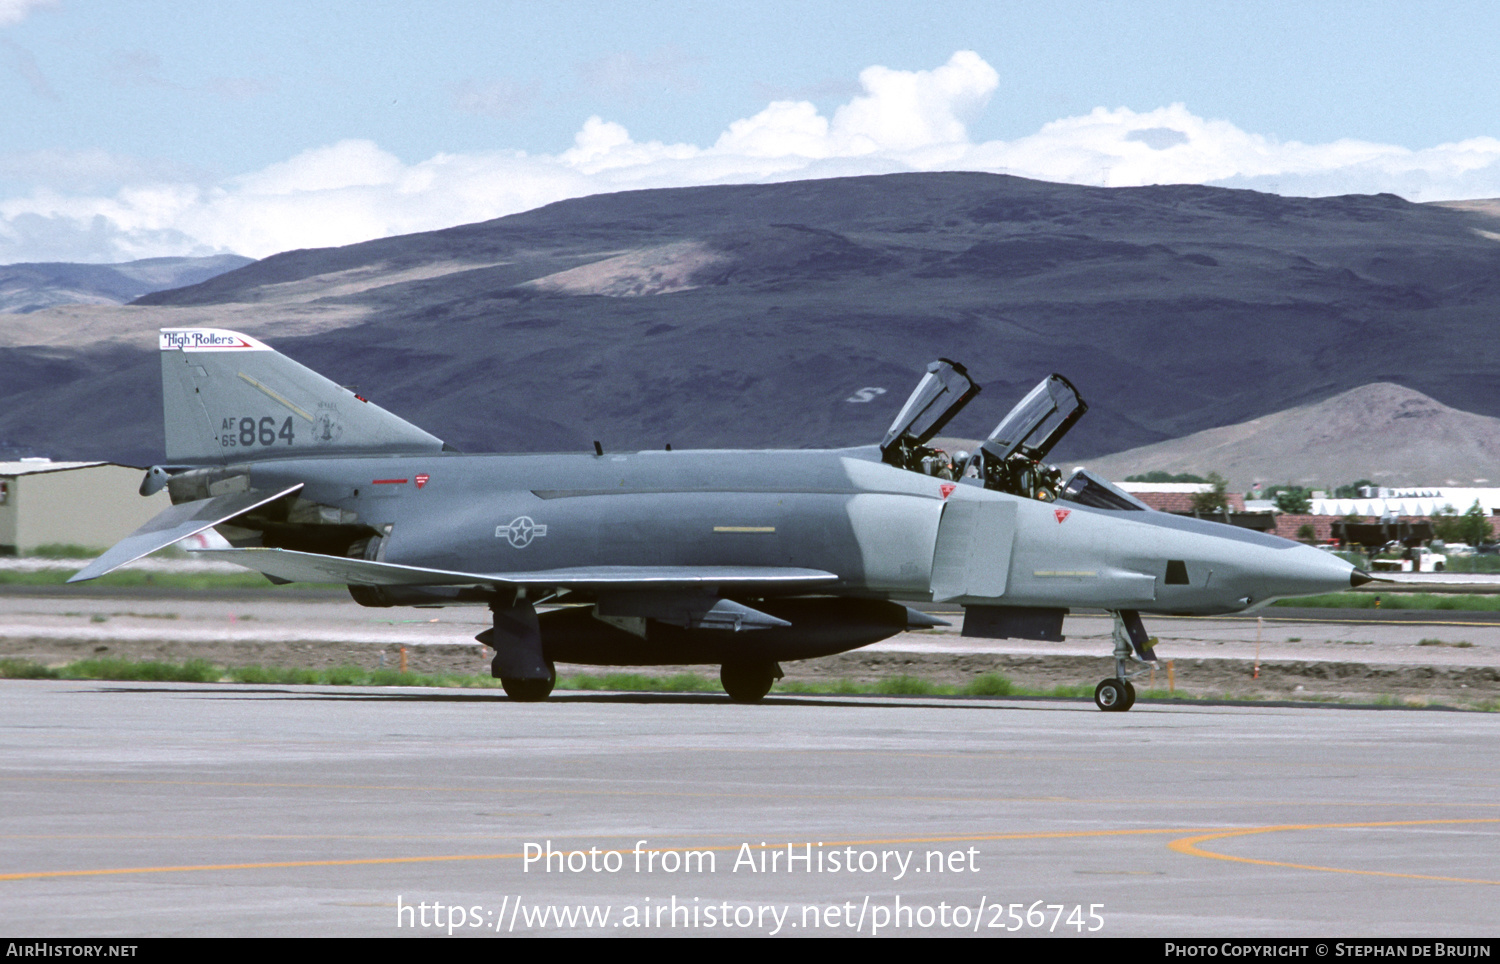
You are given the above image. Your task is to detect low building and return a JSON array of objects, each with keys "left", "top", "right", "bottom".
[
  {"left": 1269, "top": 514, "right": 1335, "bottom": 543},
  {"left": 0, "top": 460, "right": 168, "bottom": 555},
  {"left": 1114, "top": 482, "right": 1246, "bottom": 513},
  {"left": 1314, "top": 487, "right": 1500, "bottom": 518}
]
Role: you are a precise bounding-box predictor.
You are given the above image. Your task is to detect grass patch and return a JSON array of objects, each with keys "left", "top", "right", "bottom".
[
  {"left": 0, "top": 658, "right": 60, "bottom": 679},
  {"left": 558, "top": 672, "right": 717, "bottom": 692},
  {"left": 1418, "top": 638, "right": 1474, "bottom": 648},
  {"left": 875, "top": 675, "right": 950, "bottom": 695},
  {"left": 777, "top": 678, "right": 869, "bottom": 695},
  {"left": 62, "top": 657, "right": 221, "bottom": 683},
  {"left": 322, "top": 664, "right": 366, "bottom": 686},
  {"left": 1273, "top": 592, "right": 1500, "bottom": 611},
  {"left": 960, "top": 673, "right": 1016, "bottom": 697},
  {"left": 26, "top": 544, "right": 108, "bottom": 559},
  {"left": 1442, "top": 556, "right": 1500, "bottom": 573},
  {"left": 226, "top": 664, "right": 321, "bottom": 685}
]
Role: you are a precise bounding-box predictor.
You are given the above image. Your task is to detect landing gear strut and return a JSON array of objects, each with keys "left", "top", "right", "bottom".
[
  {"left": 1095, "top": 610, "right": 1157, "bottom": 713},
  {"left": 477, "top": 594, "right": 556, "bottom": 702},
  {"left": 720, "top": 661, "right": 782, "bottom": 703}
]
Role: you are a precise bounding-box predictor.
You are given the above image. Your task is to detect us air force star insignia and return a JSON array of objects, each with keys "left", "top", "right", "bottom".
[{"left": 497, "top": 516, "right": 547, "bottom": 548}]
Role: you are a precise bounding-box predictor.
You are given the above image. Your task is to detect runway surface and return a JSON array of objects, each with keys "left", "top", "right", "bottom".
[{"left": 2, "top": 679, "right": 1497, "bottom": 937}]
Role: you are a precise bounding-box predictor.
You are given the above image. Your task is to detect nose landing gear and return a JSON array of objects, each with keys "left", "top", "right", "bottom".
[
  {"left": 1095, "top": 610, "right": 1157, "bottom": 713},
  {"left": 1094, "top": 677, "right": 1135, "bottom": 712}
]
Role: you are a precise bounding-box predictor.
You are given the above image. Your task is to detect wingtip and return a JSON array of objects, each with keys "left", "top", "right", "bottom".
[{"left": 66, "top": 565, "right": 103, "bottom": 584}]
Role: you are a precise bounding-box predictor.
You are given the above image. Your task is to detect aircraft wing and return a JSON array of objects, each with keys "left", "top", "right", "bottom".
[
  {"left": 68, "top": 483, "right": 304, "bottom": 583},
  {"left": 192, "top": 547, "right": 840, "bottom": 591}
]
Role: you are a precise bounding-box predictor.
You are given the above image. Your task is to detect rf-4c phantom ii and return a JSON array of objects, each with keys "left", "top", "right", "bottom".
[{"left": 74, "top": 329, "right": 1371, "bottom": 709}]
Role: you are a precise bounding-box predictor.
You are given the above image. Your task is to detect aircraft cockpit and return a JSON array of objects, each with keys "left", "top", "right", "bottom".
[{"left": 880, "top": 361, "right": 1143, "bottom": 510}]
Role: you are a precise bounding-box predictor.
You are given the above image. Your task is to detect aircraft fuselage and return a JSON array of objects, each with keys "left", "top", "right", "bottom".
[{"left": 219, "top": 445, "right": 1353, "bottom": 617}]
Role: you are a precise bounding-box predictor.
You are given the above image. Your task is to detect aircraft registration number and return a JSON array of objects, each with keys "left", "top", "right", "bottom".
[{"left": 220, "top": 416, "right": 296, "bottom": 448}]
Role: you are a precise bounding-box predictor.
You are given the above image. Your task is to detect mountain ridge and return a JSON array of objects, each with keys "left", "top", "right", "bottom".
[
  {"left": 3, "top": 173, "right": 1498, "bottom": 468},
  {"left": 1076, "top": 382, "right": 1500, "bottom": 491},
  {"left": 0, "top": 255, "right": 252, "bottom": 314}
]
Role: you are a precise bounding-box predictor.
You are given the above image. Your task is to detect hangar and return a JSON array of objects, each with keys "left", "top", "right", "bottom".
[{"left": 0, "top": 460, "right": 169, "bottom": 556}]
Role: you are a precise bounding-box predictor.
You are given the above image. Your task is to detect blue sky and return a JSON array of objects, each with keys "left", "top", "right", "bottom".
[{"left": 3, "top": 0, "right": 1499, "bottom": 263}]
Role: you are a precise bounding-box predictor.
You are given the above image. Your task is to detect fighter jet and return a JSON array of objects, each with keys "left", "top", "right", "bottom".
[{"left": 73, "top": 329, "right": 1370, "bottom": 709}]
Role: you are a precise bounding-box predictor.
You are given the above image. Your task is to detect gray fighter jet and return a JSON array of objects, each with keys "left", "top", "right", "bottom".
[{"left": 73, "top": 329, "right": 1370, "bottom": 709}]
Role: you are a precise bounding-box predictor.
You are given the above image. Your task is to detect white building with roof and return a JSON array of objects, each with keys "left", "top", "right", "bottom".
[
  {"left": 1312, "top": 487, "right": 1500, "bottom": 519},
  {"left": 0, "top": 460, "right": 168, "bottom": 555}
]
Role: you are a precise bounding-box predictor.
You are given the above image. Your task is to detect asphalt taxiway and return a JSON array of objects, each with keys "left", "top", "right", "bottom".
[{"left": 2, "top": 679, "right": 1497, "bottom": 937}]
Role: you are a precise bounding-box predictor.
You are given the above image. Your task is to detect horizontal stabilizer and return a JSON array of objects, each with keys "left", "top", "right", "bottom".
[
  {"left": 69, "top": 484, "right": 304, "bottom": 583},
  {"left": 192, "top": 548, "right": 840, "bottom": 591}
]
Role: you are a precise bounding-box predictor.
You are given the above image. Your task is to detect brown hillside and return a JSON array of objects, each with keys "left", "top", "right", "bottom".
[{"left": 1077, "top": 383, "right": 1500, "bottom": 490}]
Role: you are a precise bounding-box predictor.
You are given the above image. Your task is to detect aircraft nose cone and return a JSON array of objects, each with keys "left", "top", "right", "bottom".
[{"left": 1350, "top": 568, "right": 1374, "bottom": 588}]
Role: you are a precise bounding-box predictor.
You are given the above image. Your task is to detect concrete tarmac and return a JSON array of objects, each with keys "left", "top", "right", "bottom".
[{"left": 1, "top": 679, "right": 1497, "bottom": 937}]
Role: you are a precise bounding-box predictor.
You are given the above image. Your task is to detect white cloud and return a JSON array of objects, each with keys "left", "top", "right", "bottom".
[
  {"left": 451, "top": 76, "right": 541, "bottom": 119},
  {"left": 4, "top": 50, "right": 1500, "bottom": 264},
  {"left": 714, "top": 101, "right": 831, "bottom": 159},
  {"left": 233, "top": 140, "right": 406, "bottom": 195},
  {"left": 0, "top": 0, "right": 54, "bottom": 28},
  {"left": 828, "top": 50, "right": 998, "bottom": 154},
  {"left": 575, "top": 46, "right": 699, "bottom": 103}
]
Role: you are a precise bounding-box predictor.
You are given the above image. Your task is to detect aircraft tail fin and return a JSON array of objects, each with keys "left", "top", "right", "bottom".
[{"left": 158, "top": 328, "right": 447, "bottom": 464}]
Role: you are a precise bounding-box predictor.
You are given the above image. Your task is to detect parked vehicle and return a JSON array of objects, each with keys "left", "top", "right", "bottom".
[{"left": 1370, "top": 548, "right": 1447, "bottom": 573}]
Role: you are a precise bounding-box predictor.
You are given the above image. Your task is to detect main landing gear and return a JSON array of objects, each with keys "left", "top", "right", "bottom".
[
  {"left": 720, "top": 660, "right": 783, "bottom": 703},
  {"left": 478, "top": 595, "right": 556, "bottom": 702},
  {"left": 500, "top": 664, "right": 555, "bottom": 702},
  {"left": 1094, "top": 610, "right": 1157, "bottom": 713}
]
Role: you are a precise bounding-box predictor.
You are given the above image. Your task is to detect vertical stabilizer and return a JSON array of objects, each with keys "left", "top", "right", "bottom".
[{"left": 159, "top": 328, "right": 446, "bottom": 464}]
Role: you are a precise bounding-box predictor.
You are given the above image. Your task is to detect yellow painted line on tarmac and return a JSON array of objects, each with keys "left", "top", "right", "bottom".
[
  {"left": 11, "top": 820, "right": 1500, "bottom": 883},
  {"left": 0, "top": 827, "right": 1216, "bottom": 882},
  {"left": 1168, "top": 818, "right": 1500, "bottom": 885}
]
